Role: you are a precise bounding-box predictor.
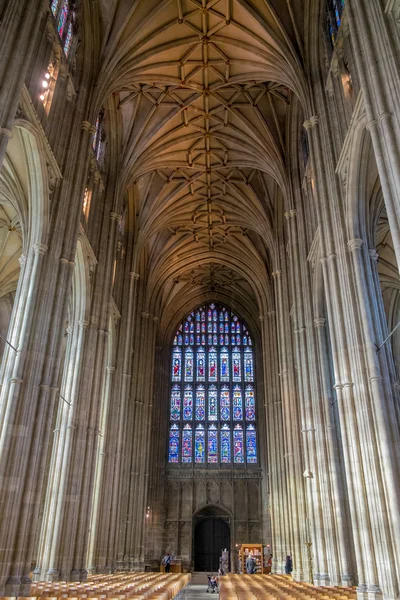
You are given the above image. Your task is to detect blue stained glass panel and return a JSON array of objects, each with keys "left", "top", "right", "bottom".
[
  {"left": 208, "top": 309, "right": 212, "bottom": 321},
  {"left": 231, "top": 321, "right": 236, "bottom": 333},
  {"left": 232, "top": 350, "right": 241, "bottom": 382},
  {"left": 197, "top": 351, "right": 205, "bottom": 381},
  {"left": 172, "top": 350, "right": 181, "bottom": 382},
  {"left": 213, "top": 309, "right": 218, "bottom": 321},
  {"left": 185, "top": 350, "right": 194, "bottom": 382},
  {"left": 196, "top": 385, "right": 206, "bottom": 421},
  {"left": 196, "top": 312, "right": 201, "bottom": 322},
  {"left": 246, "top": 425, "right": 257, "bottom": 463},
  {"left": 221, "top": 425, "right": 231, "bottom": 463},
  {"left": 184, "top": 334, "right": 189, "bottom": 345},
  {"left": 208, "top": 350, "right": 217, "bottom": 382},
  {"left": 170, "top": 385, "right": 181, "bottom": 421},
  {"left": 201, "top": 334, "right": 206, "bottom": 345},
  {"left": 231, "top": 335, "right": 236, "bottom": 345},
  {"left": 195, "top": 425, "right": 205, "bottom": 463},
  {"left": 184, "top": 321, "right": 189, "bottom": 333},
  {"left": 190, "top": 321, "right": 194, "bottom": 333},
  {"left": 236, "top": 322, "right": 241, "bottom": 333},
  {"left": 233, "top": 425, "right": 244, "bottom": 463},
  {"left": 233, "top": 386, "right": 243, "bottom": 420},
  {"left": 220, "top": 386, "right": 230, "bottom": 421},
  {"left": 225, "top": 323, "right": 229, "bottom": 333},
  {"left": 213, "top": 334, "right": 218, "bottom": 346},
  {"left": 182, "top": 424, "right": 192, "bottom": 463},
  {"left": 208, "top": 424, "right": 218, "bottom": 462},
  {"left": 190, "top": 334, "right": 194, "bottom": 345},
  {"left": 219, "top": 334, "right": 224, "bottom": 345},
  {"left": 220, "top": 349, "right": 229, "bottom": 382},
  {"left": 244, "top": 349, "right": 254, "bottom": 382},
  {"left": 196, "top": 322, "right": 200, "bottom": 333},
  {"left": 202, "top": 311, "right": 206, "bottom": 321},
  {"left": 208, "top": 385, "right": 218, "bottom": 421},
  {"left": 173, "top": 335, "right": 177, "bottom": 345},
  {"left": 208, "top": 323, "right": 213, "bottom": 333},
  {"left": 245, "top": 385, "right": 255, "bottom": 421},
  {"left": 243, "top": 335, "right": 248, "bottom": 345},
  {"left": 183, "top": 386, "right": 193, "bottom": 420},
  {"left": 196, "top": 335, "right": 201, "bottom": 345},
  {"left": 168, "top": 424, "right": 179, "bottom": 463}
]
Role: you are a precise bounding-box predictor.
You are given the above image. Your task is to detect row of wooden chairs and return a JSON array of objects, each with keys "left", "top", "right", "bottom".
[
  {"left": 219, "top": 574, "right": 357, "bottom": 600},
  {"left": 0, "top": 573, "right": 190, "bottom": 600}
]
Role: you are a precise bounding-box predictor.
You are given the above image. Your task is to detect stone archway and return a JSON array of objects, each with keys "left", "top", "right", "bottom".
[{"left": 193, "top": 505, "right": 230, "bottom": 572}]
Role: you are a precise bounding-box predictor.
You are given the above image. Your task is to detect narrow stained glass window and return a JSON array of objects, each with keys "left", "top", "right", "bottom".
[
  {"left": 51, "top": 0, "right": 60, "bottom": 16},
  {"left": 64, "top": 21, "right": 73, "bottom": 57},
  {"left": 208, "top": 424, "right": 218, "bottom": 462},
  {"left": 182, "top": 424, "right": 192, "bottom": 463},
  {"left": 220, "top": 348, "right": 229, "bottom": 382},
  {"left": 185, "top": 349, "right": 194, "bottom": 382},
  {"left": 220, "top": 386, "right": 230, "bottom": 421},
  {"left": 233, "top": 385, "right": 243, "bottom": 420},
  {"left": 195, "top": 424, "right": 205, "bottom": 463},
  {"left": 169, "top": 424, "right": 179, "bottom": 463},
  {"left": 244, "top": 348, "right": 254, "bottom": 382},
  {"left": 170, "top": 385, "right": 181, "bottom": 421},
  {"left": 58, "top": 0, "right": 68, "bottom": 37},
  {"left": 234, "top": 424, "right": 244, "bottom": 463},
  {"left": 245, "top": 385, "right": 255, "bottom": 421},
  {"left": 246, "top": 425, "right": 257, "bottom": 464},
  {"left": 183, "top": 386, "right": 193, "bottom": 420},
  {"left": 197, "top": 350, "right": 205, "bottom": 381},
  {"left": 208, "top": 385, "right": 218, "bottom": 421},
  {"left": 196, "top": 385, "right": 206, "bottom": 421},
  {"left": 208, "top": 348, "right": 217, "bottom": 382},
  {"left": 232, "top": 349, "right": 241, "bottom": 382},
  {"left": 221, "top": 425, "right": 231, "bottom": 463},
  {"left": 172, "top": 349, "right": 181, "bottom": 382}
]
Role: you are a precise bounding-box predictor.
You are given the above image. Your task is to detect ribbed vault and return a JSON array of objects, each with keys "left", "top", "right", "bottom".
[{"left": 96, "top": 0, "right": 306, "bottom": 330}]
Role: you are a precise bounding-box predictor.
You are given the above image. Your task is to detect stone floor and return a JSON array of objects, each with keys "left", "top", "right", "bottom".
[{"left": 185, "top": 582, "right": 219, "bottom": 598}]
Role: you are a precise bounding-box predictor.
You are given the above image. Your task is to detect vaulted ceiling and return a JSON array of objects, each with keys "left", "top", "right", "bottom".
[{"left": 96, "top": 0, "right": 307, "bottom": 329}]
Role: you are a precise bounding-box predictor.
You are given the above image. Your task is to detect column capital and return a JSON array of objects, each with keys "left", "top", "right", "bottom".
[
  {"left": 267, "top": 310, "right": 276, "bottom": 317},
  {"left": 271, "top": 270, "right": 282, "bottom": 279},
  {"left": 313, "top": 317, "right": 326, "bottom": 327},
  {"left": 303, "top": 116, "right": 319, "bottom": 130},
  {"left": 18, "top": 254, "right": 27, "bottom": 267},
  {"left": 110, "top": 211, "right": 121, "bottom": 222},
  {"left": 82, "top": 120, "right": 96, "bottom": 134},
  {"left": 284, "top": 209, "right": 297, "bottom": 220},
  {"left": 33, "top": 243, "right": 48, "bottom": 255},
  {"left": 0, "top": 127, "right": 13, "bottom": 138},
  {"left": 141, "top": 312, "right": 150, "bottom": 319},
  {"left": 78, "top": 319, "right": 89, "bottom": 329},
  {"left": 130, "top": 272, "right": 140, "bottom": 280},
  {"left": 368, "top": 249, "right": 379, "bottom": 262},
  {"left": 347, "top": 238, "right": 363, "bottom": 252},
  {"left": 153, "top": 316, "right": 159, "bottom": 323},
  {"left": 106, "top": 365, "right": 116, "bottom": 373}
]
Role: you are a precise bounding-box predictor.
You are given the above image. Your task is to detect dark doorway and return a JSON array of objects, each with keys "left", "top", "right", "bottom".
[{"left": 194, "top": 517, "right": 230, "bottom": 572}]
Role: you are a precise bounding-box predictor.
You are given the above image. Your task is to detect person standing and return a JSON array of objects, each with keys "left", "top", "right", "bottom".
[
  {"left": 267, "top": 554, "right": 273, "bottom": 574},
  {"left": 285, "top": 554, "right": 293, "bottom": 575},
  {"left": 246, "top": 552, "right": 256, "bottom": 574},
  {"left": 162, "top": 553, "right": 172, "bottom": 573}
]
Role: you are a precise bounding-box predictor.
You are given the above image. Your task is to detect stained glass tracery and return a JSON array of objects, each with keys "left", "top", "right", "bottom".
[{"left": 168, "top": 303, "right": 257, "bottom": 464}]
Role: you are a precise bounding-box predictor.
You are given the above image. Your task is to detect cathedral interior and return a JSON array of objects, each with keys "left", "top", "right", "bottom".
[{"left": 0, "top": 0, "right": 400, "bottom": 599}]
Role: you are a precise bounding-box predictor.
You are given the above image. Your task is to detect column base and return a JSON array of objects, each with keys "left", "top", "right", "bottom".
[
  {"left": 32, "top": 567, "right": 42, "bottom": 582},
  {"left": 357, "top": 584, "right": 383, "bottom": 600},
  {"left": 5, "top": 575, "right": 32, "bottom": 597},
  {"left": 315, "top": 573, "right": 331, "bottom": 586},
  {"left": 341, "top": 575, "right": 355, "bottom": 587},
  {"left": 46, "top": 569, "right": 60, "bottom": 582}
]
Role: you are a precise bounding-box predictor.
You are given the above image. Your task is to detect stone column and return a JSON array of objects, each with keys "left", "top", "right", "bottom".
[
  {"left": 272, "top": 267, "right": 307, "bottom": 580},
  {"left": 260, "top": 312, "right": 289, "bottom": 573},
  {"left": 86, "top": 364, "right": 116, "bottom": 574},
  {"left": 347, "top": 237, "right": 400, "bottom": 599},
  {"left": 346, "top": 0, "right": 400, "bottom": 270},
  {"left": 313, "top": 317, "right": 354, "bottom": 586},
  {"left": 285, "top": 209, "right": 328, "bottom": 584},
  {"left": 105, "top": 271, "right": 140, "bottom": 571},
  {"left": 0, "top": 0, "right": 44, "bottom": 168},
  {"left": 36, "top": 318, "right": 89, "bottom": 582}
]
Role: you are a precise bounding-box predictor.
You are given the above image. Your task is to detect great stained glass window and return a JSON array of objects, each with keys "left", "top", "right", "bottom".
[
  {"left": 168, "top": 303, "right": 257, "bottom": 465},
  {"left": 51, "top": 0, "right": 76, "bottom": 60}
]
